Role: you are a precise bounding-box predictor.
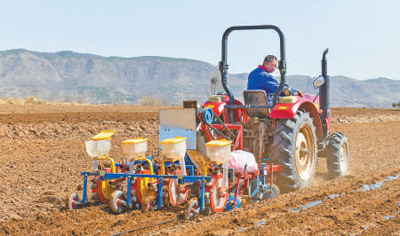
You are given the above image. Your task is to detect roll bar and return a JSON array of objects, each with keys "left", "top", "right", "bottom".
[{"left": 218, "top": 25, "right": 286, "bottom": 123}]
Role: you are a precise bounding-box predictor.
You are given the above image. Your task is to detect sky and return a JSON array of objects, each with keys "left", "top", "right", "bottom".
[{"left": 0, "top": 0, "right": 399, "bottom": 80}]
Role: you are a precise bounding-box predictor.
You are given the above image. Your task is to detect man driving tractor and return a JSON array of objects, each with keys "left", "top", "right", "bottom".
[{"left": 247, "top": 55, "right": 303, "bottom": 105}]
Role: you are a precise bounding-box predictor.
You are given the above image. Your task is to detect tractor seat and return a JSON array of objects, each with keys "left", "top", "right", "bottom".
[{"left": 243, "top": 90, "right": 271, "bottom": 118}]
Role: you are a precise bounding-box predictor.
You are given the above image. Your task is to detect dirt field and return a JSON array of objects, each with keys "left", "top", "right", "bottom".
[{"left": 0, "top": 105, "right": 399, "bottom": 235}]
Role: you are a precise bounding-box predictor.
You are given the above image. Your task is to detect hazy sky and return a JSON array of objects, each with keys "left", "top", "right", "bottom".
[{"left": 1, "top": 0, "right": 399, "bottom": 80}]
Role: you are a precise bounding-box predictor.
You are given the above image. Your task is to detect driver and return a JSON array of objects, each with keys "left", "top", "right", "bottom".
[{"left": 247, "top": 55, "right": 303, "bottom": 105}]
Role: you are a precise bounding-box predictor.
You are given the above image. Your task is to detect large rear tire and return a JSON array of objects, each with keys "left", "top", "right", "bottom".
[
  {"left": 326, "top": 132, "right": 349, "bottom": 179},
  {"left": 271, "top": 110, "right": 317, "bottom": 193}
]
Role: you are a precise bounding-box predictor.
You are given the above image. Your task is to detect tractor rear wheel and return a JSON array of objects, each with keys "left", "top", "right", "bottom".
[
  {"left": 271, "top": 110, "right": 317, "bottom": 193},
  {"left": 326, "top": 132, "right": 349, "bottom": 179}
]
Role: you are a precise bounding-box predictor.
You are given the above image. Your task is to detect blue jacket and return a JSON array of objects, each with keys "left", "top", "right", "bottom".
[{"left": 247, "top": 66, "right": 281, "bottom": 105}]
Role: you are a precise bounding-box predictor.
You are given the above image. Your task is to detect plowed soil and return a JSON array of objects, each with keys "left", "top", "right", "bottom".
[{"left": 0, "top": 105, "right": 399, "bottom": 236}]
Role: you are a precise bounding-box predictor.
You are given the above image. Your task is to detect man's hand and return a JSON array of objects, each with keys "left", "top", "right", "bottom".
[{"left": 297, "top": 89, "right": 304, "bottom": 98}]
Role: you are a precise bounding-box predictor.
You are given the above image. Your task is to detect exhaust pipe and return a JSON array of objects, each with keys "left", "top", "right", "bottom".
[{"left": 320, "top": 48, "right": 329, "bottom": 120}]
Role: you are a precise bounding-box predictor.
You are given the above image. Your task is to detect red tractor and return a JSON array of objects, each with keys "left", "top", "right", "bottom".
[{"left": 193, "top": 25, "right": 349, "bottom": 192}]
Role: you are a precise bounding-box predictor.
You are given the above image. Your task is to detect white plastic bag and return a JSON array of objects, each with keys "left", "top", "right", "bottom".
[{"left": 228, "top": 150, "right": 258, "bottom": 173}]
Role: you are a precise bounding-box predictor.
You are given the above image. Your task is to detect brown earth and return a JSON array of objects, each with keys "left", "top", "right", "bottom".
[{"left": 0, "top": 105, "right": 399, "bottom": 235}]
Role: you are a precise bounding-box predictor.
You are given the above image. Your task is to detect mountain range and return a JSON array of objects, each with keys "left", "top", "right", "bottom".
[{"left": 0, "top": 49, "right": 399, "bottom": 107}]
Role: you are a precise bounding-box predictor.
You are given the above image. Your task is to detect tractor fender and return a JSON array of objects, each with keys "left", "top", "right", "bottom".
[{"left": 270, "top": 98, "right": 323, "bottom": 141}]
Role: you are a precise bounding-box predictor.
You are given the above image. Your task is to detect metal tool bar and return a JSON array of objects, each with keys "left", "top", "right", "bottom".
[{"left": 225, "top": 105, "right": 273, "bottom": 109}]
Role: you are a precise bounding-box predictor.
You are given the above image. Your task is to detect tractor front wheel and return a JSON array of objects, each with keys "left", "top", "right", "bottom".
[
  {"left": 326, "top": 132, "right": 349, "bottom": 179},
  {"left": 271, "top": 110, "right": 317, "bottom": 193}
]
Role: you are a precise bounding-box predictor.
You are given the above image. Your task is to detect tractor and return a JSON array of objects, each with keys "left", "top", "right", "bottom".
[{"left": 190, "top": 25, "right": 350, "bottom": 193}]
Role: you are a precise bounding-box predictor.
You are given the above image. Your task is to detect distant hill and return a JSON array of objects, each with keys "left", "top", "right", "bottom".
[
  {"left": 0, "top": 49, "right": 399, "bottom": 107},
  {"left": 286, "top": 75, "right": 400, "bottom": 108}
]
